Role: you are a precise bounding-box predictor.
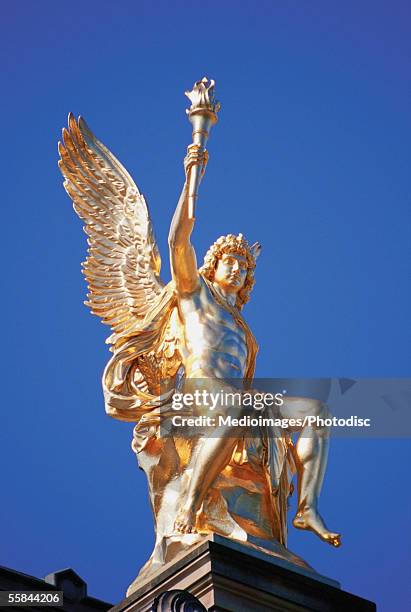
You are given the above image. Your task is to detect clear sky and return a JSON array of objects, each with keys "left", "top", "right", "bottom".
[{"left": 1, "top": 1, "right": 410, "bottom": 610}]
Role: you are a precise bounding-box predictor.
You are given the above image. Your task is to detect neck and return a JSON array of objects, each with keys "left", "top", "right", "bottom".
[{"left": 212, "top": 282, "right": 237, "bottom": 307}]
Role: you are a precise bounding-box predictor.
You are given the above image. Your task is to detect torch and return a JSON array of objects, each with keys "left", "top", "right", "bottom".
[{"left": 185, "top": 77, "right": 221, "bottom": 219}]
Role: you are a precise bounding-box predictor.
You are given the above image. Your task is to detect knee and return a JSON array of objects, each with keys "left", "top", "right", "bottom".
[
  {"left": 305, "top": 401, "right": 332, "bottom": 435},
  {"left": 309, "top": 400, "right": 330, "bottom": 419}
]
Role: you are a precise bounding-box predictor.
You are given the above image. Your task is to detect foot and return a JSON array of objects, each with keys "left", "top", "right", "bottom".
[
  {"left": 174, "top": 505, "right": 197, "bottom": 534},
  {"left": 293, "top": 507, "right": 341, "bottom": 547}
]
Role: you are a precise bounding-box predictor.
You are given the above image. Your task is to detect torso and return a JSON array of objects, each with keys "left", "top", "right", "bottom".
[{"left": 178, "top": 277, "right": 248, "bottom": 379}]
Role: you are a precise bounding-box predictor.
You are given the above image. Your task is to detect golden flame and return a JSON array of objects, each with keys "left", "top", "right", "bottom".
[{"left": 185, "top": 76, "right": 221, "bottom": 115}]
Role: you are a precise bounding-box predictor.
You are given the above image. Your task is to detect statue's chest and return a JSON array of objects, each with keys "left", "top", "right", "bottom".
[
  {"left": 180, "top": 283, "right": 248, "bottom": 357},
  {"left": 183, "top": 291, "right": 240, "bottom": 330}
]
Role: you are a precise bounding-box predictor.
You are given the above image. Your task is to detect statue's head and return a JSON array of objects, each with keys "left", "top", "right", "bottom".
[{"left": 199, "top": 233, "right": 261, "bottom": 308}]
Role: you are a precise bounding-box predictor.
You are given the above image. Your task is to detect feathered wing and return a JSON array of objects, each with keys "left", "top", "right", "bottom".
[{"left": 58, "top": 113, "right": 165, "bottom": 345}]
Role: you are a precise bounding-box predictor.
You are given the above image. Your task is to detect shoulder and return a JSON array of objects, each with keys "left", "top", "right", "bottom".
[
  {"left": 179, "top": 274, "right": 211, "bottom": 297},
  {"left": 198, "top": 274, "right": 210, "bottom": 291},
  {"left": 198, "top": 274, "right": 219, "bottom": 304},
  {"left": 178, "top": 275, "right": 215, "bottom": 312}
]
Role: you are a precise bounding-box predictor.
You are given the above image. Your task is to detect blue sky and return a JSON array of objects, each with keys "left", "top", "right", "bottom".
[{"left": 1, "top": 1, "right": 410, "bottom": 610}]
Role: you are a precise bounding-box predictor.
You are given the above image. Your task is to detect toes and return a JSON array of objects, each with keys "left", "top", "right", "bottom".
[
  {"left": 174, "top": 520, "right": 191, "bottom": 534},
  {"left": 325, "top": 533, "right": 341, "bottom": 547},
  {"left": 332, "top": 535, "right": 341, "bottom": 547},
  {"left": 174, "top": 510, "right": 198, "bottom": 535}
]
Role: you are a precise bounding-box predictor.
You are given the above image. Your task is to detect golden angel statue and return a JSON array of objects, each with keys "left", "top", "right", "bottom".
[{"left": 59, "top": 78, "right": 340, "bottom": 596}]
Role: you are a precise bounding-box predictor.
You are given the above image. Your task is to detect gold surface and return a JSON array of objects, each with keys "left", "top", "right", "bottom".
[
  {"left": 185, "top": 77, "right": 219, "bottom": 219},
  {"left": 59, "top": 78, "right": 340, "bottom": 597}
]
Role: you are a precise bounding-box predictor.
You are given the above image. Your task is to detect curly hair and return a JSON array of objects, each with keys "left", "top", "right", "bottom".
[{"left": 199, "top": 233, "right": 258, "bottom": 309}]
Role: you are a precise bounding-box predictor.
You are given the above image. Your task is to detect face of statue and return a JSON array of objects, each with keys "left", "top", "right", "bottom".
[{"left": 214, "top": 252, "right": 248, "bottom": 293}]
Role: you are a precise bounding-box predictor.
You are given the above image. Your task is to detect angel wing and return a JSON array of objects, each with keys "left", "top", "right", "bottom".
[{"left": 58, "top": 113, "right": 165, "bottom": 345}]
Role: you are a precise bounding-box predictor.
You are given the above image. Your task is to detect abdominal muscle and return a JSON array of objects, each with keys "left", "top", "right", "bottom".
[
  {"left": 178, "top": 277, "right": 248, "bottom": 382},
  {"left": 180, "top": 304, "right": 248, "bottom": 381},
  {"left": 184, "top": 348, "right": 245, "bottom": 379}
]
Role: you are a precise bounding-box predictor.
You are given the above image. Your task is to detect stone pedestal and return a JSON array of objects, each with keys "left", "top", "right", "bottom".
[{"left": 110, "top": 535, "right": 375, "bottom": 611}]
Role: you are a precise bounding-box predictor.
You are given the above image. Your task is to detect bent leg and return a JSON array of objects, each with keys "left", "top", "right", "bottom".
[
  {"left": 280, "top": 397, "right": 341, "bottom": 547},
  {"left": 174, "top": 424, "right": 243, "bottom": 534}
]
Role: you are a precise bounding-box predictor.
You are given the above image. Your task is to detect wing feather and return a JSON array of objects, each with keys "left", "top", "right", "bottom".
[{"left": 59, "top": 114, "right": 165, "bottom": 342}]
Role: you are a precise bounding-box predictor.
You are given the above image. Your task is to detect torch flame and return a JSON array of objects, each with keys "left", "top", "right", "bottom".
[{"left": 185, "top": 77, "right": 221, "bottom": 115}]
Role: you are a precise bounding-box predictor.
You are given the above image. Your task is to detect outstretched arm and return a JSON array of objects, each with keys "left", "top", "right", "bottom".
[{"left": 168, "top": 146, "right": 208, "bottom": 294}]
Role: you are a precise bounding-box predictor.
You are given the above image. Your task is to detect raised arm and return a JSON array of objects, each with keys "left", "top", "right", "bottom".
[{"left": 168, "top": 146, "right": 208, "bottom": 294}]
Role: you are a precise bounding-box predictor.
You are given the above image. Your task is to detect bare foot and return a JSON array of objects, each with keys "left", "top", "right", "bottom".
[
  {"left": 293, "top": 507, "right": 341, "bottom": 547},
  {"left": 174, "top": 506, "right": 197, "bottom": 534}
]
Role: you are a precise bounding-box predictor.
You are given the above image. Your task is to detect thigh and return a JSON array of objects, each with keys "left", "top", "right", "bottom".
[{"left": 279, "top": 396, "right": 322, "bottom": 422}]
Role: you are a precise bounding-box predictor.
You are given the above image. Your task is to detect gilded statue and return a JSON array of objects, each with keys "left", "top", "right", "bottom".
[{"left": 58, "top": 78, "right": 340, "bottom": 596}]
